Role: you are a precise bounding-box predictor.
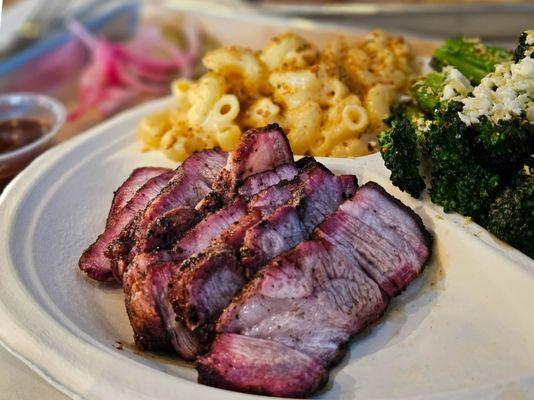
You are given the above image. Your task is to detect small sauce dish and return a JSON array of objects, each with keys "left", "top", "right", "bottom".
[{"left": 0, "top": 93, "right": 66, "bottom": 180}]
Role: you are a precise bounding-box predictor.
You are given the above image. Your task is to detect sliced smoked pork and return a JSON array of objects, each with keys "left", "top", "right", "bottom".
[{"left": 199, "top": 182, "right": 431, "bottom": 397}]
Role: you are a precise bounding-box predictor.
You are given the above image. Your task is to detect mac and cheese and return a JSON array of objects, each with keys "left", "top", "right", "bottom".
[{"left": 139, "top": 30, "right": 417, "bottom": 161}]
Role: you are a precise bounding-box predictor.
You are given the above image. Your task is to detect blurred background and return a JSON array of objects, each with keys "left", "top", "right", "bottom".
[{"left": 1, "top": 0, "right": 533, "bottom": 131}]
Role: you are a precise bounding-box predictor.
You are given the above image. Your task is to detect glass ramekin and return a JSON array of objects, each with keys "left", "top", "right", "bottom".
[{"left": 0, "top": 92, "right": 66, "bottom": 179}]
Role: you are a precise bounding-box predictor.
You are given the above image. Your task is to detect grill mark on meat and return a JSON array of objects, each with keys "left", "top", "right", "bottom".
[
  {"left": 202, "top": 182, "right": 431, "bottom": 397},
  {"left": 79, "top": 169, "right": 177, "bottom": 282}
]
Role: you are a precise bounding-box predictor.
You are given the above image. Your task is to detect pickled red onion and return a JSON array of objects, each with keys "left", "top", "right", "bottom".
[{"left": 67, "top": 20, "right": 201, "bottom": 121}]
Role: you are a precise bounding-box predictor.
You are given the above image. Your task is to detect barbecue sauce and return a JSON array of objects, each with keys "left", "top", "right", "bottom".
[{"left": 0, "top": 118, "right": 49, "bottom": 154}]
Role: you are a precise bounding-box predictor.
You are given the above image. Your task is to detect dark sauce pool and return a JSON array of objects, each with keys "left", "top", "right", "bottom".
[{"left": 0, "top": 118, "right": 49, "bottom": 154}]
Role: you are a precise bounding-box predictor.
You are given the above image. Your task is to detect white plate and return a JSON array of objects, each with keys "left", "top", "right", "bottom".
[{"left": 0, "top": 98, "right": 533, "bottom": 400}]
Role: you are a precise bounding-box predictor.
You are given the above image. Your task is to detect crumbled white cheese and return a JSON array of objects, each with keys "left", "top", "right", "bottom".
[
  {"left": 459, "top": 56, "right": 534, "bottom": 126},
  {"left": 440, "top": 67, "right": 473, "bottom": 101}
]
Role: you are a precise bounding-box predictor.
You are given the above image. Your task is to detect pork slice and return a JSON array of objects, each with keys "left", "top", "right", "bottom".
[
  {"left": 140, "top": 207, "right": 200, "bottom": 256},
  {"left": 173, "top": 200, "right": 249, "bottom": 256},
  {"left": 124, "top": 200, "right": 248, "bottom": 353},
  {"left": 316, "top": 182, "right": 432, "bottom": 296},
  {"left": 197, "top": 333, "right": 328, "bottom": 398},
  {"left": 107, "top": 149, "right": 227, "bottom": 281},
  {"left": 196, "top": 123, "right": 293, "bottom": 213},
  {"left": 79, "top": 170, "right": 177, "bottom": 282},
  {"left": 124, "top": 251, "right": 208, "bottom": 355},
  {"left": 152, "top": 263, "right": 203, "bottom": 358},
  {"left": 217, "top": 240, "right": 388, "bottom": 366},
  {"left": 240, "top": 167, "right": 358, "bottom": 276},
  {"left": 223, "top": 123, "right": 292, "bottom": 185},
  {"left": 237, "top": 163, "right": 298, "bottom": 198},
  {"left": 136, "top": 149, "right": 227, "bottom": 243},
  {"left": 107, "top": 167, "right": 170, "bottom": 227},
  {"left": 123, "top": 251, "right": 181, "bottom": 351}
]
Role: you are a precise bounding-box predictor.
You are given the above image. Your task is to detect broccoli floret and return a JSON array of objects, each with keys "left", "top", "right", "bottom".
[
  {"left": 426, "top": 102, "right": 470, "bottom": 169},
  {"left": 430, "top": 37, "right": 512, "bottom": 85},
  {"left": 470, "top": 116, "right": 534, "bottom": 175},
  {"left": 411, "top": 72, "right": 446, "bottom": 114},
  {"left": 426, "top": 102, "right": 501, "bottom": 221},
  {"left": 379, "top": 110, "right": 426, "bottom": 197},
  {"left": 513, "top": 31, "right": 534, "bottom": 62},
  {"left": 429, "top": 167, "right": 500, "bottom": 222},
  {"left": 487, "top": 170, "right": 534, "bottom": 258}
]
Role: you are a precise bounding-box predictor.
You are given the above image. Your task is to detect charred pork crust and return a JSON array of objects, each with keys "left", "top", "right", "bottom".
[
  {"left": 123, "top": 252, "right": 179, "bottom": 352},
  {"left": 141, "top": 207, "right": 200, "bottom": 253},
  {"left": 107, "top": 167, "right": 170, "bottom": 227},
  {"left": 107, "top": 149, "right": 228, "bottom": 282},
  {"left": 79, "top": 169, "right": 177, "bottom": 282}
]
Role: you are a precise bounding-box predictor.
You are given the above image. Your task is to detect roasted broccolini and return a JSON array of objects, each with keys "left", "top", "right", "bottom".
[{"left": 430, "top": 37, "right": 512, "bottom": 85}]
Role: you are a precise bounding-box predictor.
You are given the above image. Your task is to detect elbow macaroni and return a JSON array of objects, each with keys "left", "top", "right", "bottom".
[{"left": 139, "top": 30, "right": 417, "bottom": 161}]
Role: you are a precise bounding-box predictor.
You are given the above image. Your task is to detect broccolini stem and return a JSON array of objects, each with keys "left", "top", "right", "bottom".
[{"left": 430, "top": 37, "right": 512, "bottom": 85}]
